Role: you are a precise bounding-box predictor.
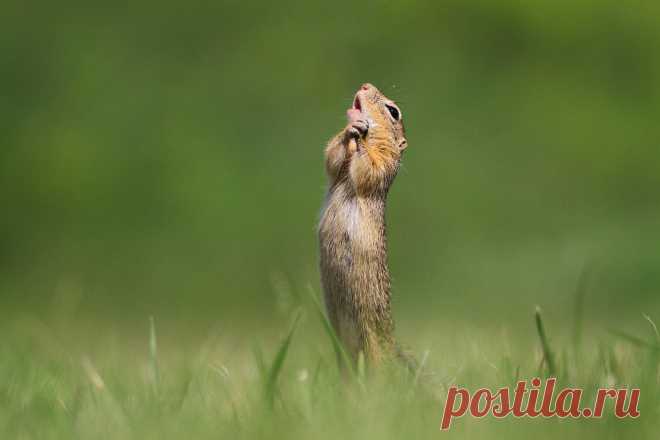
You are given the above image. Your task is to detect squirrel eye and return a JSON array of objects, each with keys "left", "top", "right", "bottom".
[{"left": 385, "top": 104, "right": 400, "bottom": 121}]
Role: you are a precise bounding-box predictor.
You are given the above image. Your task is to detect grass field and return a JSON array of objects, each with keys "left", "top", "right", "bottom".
[
  {"left": 2, "top": 1, "right": 660, "bottom": 438},
  {"left": 2, "top": 287, "right": 658, "bottom": 440}
]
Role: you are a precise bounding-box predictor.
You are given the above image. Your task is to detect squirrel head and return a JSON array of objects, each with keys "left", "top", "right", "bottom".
[{"left": 347, "top": 83, "right": 407, "bottom": 154}]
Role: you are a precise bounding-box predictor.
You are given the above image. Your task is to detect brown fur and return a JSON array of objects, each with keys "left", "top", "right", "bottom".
[{"left": 318, "top": 83, "right": 407, "bottom": 366}]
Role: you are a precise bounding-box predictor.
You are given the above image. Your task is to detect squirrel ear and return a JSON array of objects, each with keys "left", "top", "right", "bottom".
[{"left": 398, "top": 139, "right": 408, "bottom": 151}]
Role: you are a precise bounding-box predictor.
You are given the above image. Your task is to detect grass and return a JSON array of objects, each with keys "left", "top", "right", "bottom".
[
  {"left": 534, "top": 306, "right": 557, "bottom": 377},
  {"left": 1, "top": 294, "right": 659, "bottom": 440}
]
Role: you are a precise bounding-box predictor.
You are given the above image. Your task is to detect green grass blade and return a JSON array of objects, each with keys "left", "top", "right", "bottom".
[
  {"left": 608, "top": 328, "right": 660, "bottom": 351},
  {"left": 412, "top": 349, "right": 430, "bottom": 388},
  {"left": 356, "top": 351, "right": 366, "bottom": 382},
  {"left": 265, "top": 310, "right": 302, "bottom": 407},
  {"left": 308, "top": 286, "right": 356, "bottom": 380},
  {"left": 643, "top": 314, "right": 660, "bottom": 345},
  {"left": 252, "top": 343, "right": 267, "bottom": 381},
  {"left": 149, "top": 316, "right": 160, "bottom": 396},
  {"left": 534, "top": 306, "right": 556, "bottom": 377},
  {"left": 572, "top": 262, "right": 592, "bottom": 357}
]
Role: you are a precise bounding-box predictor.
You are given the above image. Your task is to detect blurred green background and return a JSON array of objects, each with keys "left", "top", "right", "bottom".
[{"left": 2, "top": 0, "right": 659, "bottom": 337}]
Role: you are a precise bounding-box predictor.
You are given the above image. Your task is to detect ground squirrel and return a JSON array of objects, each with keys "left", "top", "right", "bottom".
[{"left": 319, "top": 83, "right": 408, "bottom": 367}]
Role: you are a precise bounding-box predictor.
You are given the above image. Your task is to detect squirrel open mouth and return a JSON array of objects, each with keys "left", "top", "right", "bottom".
[{"left": 353, "top": 95, "right": 362, "bottom": 112}]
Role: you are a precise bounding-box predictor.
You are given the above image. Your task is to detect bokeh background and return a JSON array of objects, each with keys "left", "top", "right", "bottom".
[{"left": 2, "top": 0, "right": 660, "bottom": 343}]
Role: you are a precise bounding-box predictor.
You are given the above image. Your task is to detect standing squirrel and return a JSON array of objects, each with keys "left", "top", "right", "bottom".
[{"left": 319, "top": 83, "right": 408, "bottom": 367}]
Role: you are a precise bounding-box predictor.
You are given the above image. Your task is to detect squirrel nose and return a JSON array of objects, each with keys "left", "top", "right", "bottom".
[{"left": 360, "top": 83, "right": 374, "bottom": 91}]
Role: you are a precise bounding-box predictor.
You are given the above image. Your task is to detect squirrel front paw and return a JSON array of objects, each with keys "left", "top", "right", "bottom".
[{"left": 346, "top": 119, "right": 369, "bottom": 140}]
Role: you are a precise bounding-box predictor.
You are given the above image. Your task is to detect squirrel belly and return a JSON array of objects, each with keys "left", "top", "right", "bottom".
[{"left": 319, "top": 186, "right": 395, "bottom": 364}]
